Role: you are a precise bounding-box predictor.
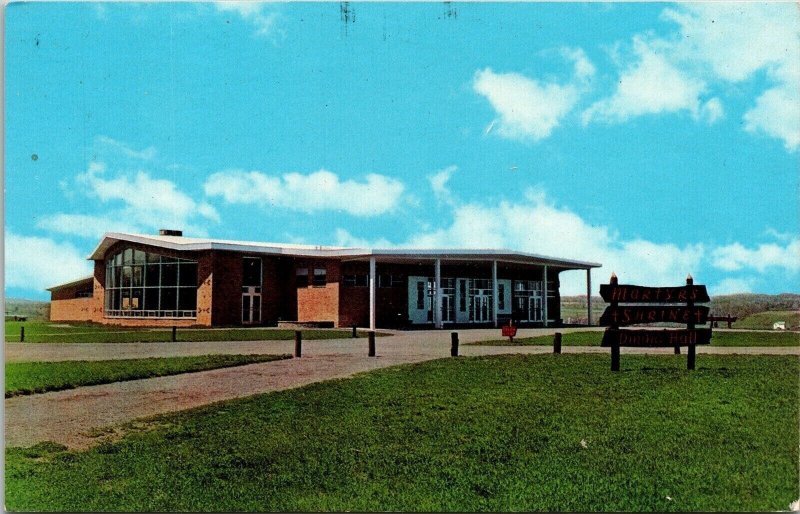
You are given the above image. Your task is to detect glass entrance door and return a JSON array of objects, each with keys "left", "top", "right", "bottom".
[
  {"left": 471, "top": 293, "right": 492, "bottom": 322},
  {"left": 242, "top": 287, "right": 261, "bottom": 325}
]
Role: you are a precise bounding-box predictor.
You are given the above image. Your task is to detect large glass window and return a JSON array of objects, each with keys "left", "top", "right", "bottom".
[
  {"left": 242, "top": 257, "right": 262, "bottom": 288},
  {"left": 105, "top": 247, "right": 198, "bottom": 318}
]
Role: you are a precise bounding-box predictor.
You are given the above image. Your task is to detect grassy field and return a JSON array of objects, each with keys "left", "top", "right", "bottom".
[
  {"left": 471, "top": 330, "right": 799, "bottom": 347},
  {"left": 4, "top": 321, "right": 381, "bottom": 343},
  {"left": 5, "top": 354, "right": 291, "bottom": 397},
  {"left": 5, "top": 354, "right": 798, "bottom": 512},
  {"left": 736, "top": 310, "right": 799, "bottom": 330}
]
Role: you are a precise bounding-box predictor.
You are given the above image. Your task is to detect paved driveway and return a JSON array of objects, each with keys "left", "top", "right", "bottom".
[{"left": 5, "top": 328, "right": 798, "bottom": 449}]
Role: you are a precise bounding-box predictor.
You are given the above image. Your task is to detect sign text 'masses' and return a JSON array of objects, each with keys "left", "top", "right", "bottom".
[
  {"left": 599, "top": 305, "right": 709, "bottom": 326},
  {"left": 602, "top": 328, "right": 712, "bottom": 347},
  {"left": 599, "top": 284, "right": 710, "bottom": 304}
]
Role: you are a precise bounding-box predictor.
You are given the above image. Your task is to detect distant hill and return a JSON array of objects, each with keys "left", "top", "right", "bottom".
[
  {"left": 561, "top": 293, "right": 800, "bottom": 326},
  {"left": 708, "top": 293, "right": 800, "bottom": 319},
  {"left": 4, "top": 299, "right": 50, "bottom": 320}
]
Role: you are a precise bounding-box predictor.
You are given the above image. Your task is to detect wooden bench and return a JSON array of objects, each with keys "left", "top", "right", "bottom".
[{"left": 707, "top": 315, "right": 737, "bottom": 328}]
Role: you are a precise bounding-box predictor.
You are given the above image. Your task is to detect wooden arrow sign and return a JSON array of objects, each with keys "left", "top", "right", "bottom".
[
  {"left": 599, "top": 305, "right": 710, "bottom": 326},
  {"left": 602, "top": 328, "right": 712, "bottom": 347},
  {"left": 599, "top": 284, "right": 710, "bottom": 304}
]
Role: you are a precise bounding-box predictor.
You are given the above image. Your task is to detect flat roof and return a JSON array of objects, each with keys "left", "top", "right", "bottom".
[
  {"left": 87, "top": 232, "right": 602, "bottom": 270},
  {"left": 46, "top": 275, "right": 94, "bottom": 292}
]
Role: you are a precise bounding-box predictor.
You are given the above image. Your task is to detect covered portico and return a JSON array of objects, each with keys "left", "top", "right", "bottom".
[{"left": 342, "top": 250, "right": 601, "bottom": 330}]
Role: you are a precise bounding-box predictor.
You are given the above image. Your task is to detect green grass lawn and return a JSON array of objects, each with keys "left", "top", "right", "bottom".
[
  {"left": 471, "top": 330, "right": 799, "bottom": 347},
  {"left": 6, "top": 354, "right": 798, "bottom": 512},
  {"left": 5, "top": 354, "right": 291, "bottom": 397},
  {"left": 4, "top": 321, "right": 382, "bottom": 343},
  {"left": 736, "top": 310, "right": 799, "bottom": 330}
]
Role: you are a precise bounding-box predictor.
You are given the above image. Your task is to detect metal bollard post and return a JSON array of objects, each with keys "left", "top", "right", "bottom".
[
  {"left": 172, "top": 326, "right": 177, "bottom": 342},
  {"left": 294, "top": 331, "right": 302, "bottom": 358},
  {"left": 368, "top": 331, "right": 376, "bottom": 357},
  {"left": 553, "top": 332, "right": 562, "bottom": 354},
  {"left": 20, "top": 326, "right": 25, "bottom": 343},
  {"left": 451, "top": 332, "right": 459, "bottom": 357},
  {"left": 352, "top": 325, "right": 357, "bottom": 338}
]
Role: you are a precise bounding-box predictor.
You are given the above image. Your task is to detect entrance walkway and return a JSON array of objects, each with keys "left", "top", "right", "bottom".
[{"left": 5, "top": 328, "right": 798, "bottom": 449}]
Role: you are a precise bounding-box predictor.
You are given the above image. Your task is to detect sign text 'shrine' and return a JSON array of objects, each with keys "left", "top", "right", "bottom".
[{"left": 599, "top": 305, "right": 709, "bottom": 326}]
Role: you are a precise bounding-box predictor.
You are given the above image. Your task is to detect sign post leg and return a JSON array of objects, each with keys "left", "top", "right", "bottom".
[
  {"left": 687, "top": 344, "right": 696, "bottom": 370},
  {"left": 611, "top": 344, "right": 620, "bottom": 371},
  {"left": 674, "top": 346, "right": 680, "bottom": 355}
]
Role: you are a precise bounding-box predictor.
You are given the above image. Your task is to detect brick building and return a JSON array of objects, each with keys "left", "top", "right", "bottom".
[{"left": 48, "top": 231, "right": 600, "bottom": 329}]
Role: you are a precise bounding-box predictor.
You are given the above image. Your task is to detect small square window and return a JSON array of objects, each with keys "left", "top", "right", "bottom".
[
  {"left": 313, "top": 268, "right": 327, "bottom": 286},
  {"left": 296, "top": 268, "right": 309, "bottom": 287}
]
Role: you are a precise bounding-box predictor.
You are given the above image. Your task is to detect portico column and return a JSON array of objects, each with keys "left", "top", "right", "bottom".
[
  {"left": 542, "top": 265, "right": 549, "bottom": 328},
  {"left": 586, "top": 268, "right": 592, "bottom": 326},
  {"left": 369, "top": 257, "right": 376, "bottom": 330},
  {"left": 492, "top": 260, "right": 498, "bottom": 328},
  {"left": 434, "top": 258, "right": 442, "bottom": 328}
]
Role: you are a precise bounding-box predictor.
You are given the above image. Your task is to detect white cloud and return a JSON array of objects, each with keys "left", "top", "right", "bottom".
[
  {"left": 662, "top": 3, "right": 800, "bottom": 151},
  {"left": 36, "top": 214, "right": 139, "bottom": 239},
  {"left": 428, "top": 165, "right": 458, "bottom": 201},
  {"left": 96, "top": 135, "right": 156, "bottom": 161},
  {"left": 473, "top": 66, "right": 582, "bottom": 141},
  {"left": 711, "top": 239, "right": 800, "bottom": 273},
  {"left": 561, "top": 47, "right": 596, "bottom": 83},
  {"left": 583, "top": 37, "right": 706, "bottom": 124},
  {"left": 743, "top": 84, "right": 800, "bottom": 151},
  {"left": 214, "top": 2, "right": 279, "bottom": 37},
  {"left": 700, "top": 97, "right": 724, "bottom": 125},
  {"left": 334, "top": 229, "right": 394, "bottom": 249},
  {"left": 39, "top": 158, "right": 219, "bottom": 239},
  {"left": 710, "top": 277, "right": 755, "bottom": 296},
  {"left": 5, "top": 232, "right": 93, "bottom": 291},
  {"left": 204, "top": 169, "right": 406, "bottom": 217},
  {"left": 336, "top": 189, "right": 705, "bottom": 295}
]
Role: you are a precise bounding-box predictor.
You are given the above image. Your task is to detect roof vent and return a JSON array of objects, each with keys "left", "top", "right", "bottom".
[{"left": 159, "top": 229, "right": 183, "bottom": 237}]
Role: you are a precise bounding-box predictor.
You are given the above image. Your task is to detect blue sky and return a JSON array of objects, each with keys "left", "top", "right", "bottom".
[{"left": 5, "top": 2, "right": 799, "bottom": 300}]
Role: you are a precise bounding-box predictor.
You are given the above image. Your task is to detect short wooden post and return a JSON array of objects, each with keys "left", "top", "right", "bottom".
[
  {"left": 553, "top": 332, "right": 562, "bottom": 354},
  {"left": 294, "top": 331, "right": 302, "bottom": 358},
  {"left": 352, "top": 325, "right": 358, "bottom": 338},
  {"left": 368, "top": 331, "right": 376, "bottom": 357},
  {"left": 686, "top": 274, "right": 696, "bottom": 371},
  {"left": 674, "top": 345, "right": 681, "bottom": 355},
  {"left": 611, "top": 344, "right": 620, "bottom": 371},
  {"left": 20, "top": 326, "right": 25, "bottom": 342},
  {"left": 451, "top": 332, "right": 459, "bottom": 357},
  {"left": 172, "top": 326, "right": 177, "bottom": 342},
  {"left": 609, "top": 272, "right": 620, "bottom": 371}
]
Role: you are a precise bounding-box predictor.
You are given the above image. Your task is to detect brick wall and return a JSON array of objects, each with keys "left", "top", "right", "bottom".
[{"left": 296, "top": 259, "right": 340, "bottom": 325}]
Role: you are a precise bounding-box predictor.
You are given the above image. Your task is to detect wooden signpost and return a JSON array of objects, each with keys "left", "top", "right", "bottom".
[{"left": 599, "top": 274, "right": 712, "bottom": 371}]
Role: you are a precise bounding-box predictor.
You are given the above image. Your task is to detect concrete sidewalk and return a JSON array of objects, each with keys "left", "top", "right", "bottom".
[{"left": 5, "top": 328, "right": 798, "bottom": 450}]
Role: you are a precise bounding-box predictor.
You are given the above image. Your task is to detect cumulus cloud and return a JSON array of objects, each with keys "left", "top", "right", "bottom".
[
  {"left": 662, "top": 3, "right": 800, "bottom": 151},
  {"left": 428, "top": 165, "right": 458, "bottom": 201},
  {"left": 39, "top": 157, "right": 219, "bottom": 239},
  {"left": 711, "top": 239, "right": 800, "bottom": 273},
  {"left": 473, "top": 57, "right": 587, "bottom": 141},
  {"left": 5, "top": 232, "right": 93, "bottom": 291},
  {"left": 214, "top": 2, "right": 280, "bottom": 37},
  {"left": 583, "top": 37, "right": 706, "bottom": 124},
  {"left": 334, "top": 189, "right": 706, "bottom": 294},
  {"left": 204, "top": 169, "right": 406, "bottom": 216},
  {"left": 584, "top": 4, "right": 799, "bottom": 149}
]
